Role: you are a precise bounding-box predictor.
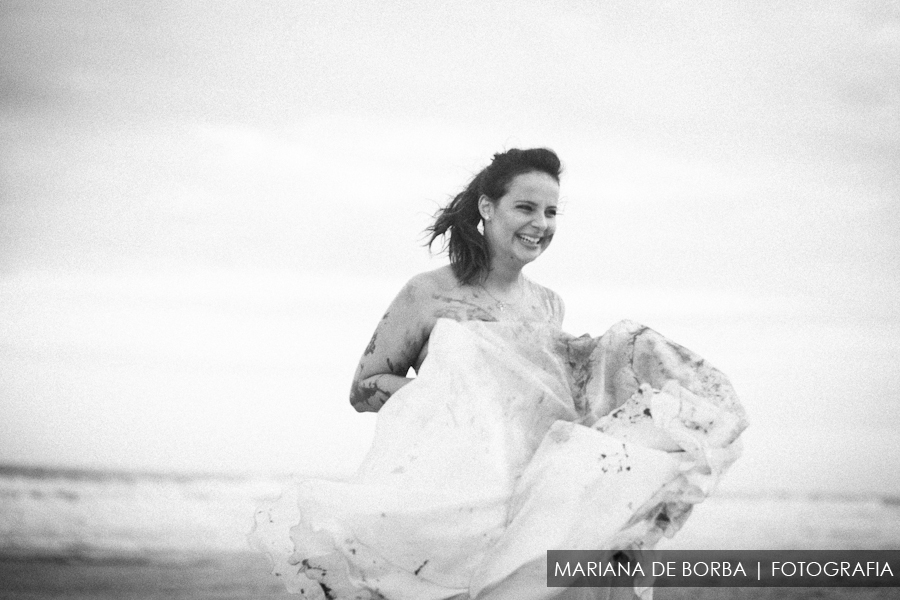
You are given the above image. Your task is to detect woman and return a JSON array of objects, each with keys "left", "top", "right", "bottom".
[
  {"left": 351, "top": 147, "right": 565, "bottom": 413},
  {"left": 251, "top": 149, "right": 746, "bottom": 600}
]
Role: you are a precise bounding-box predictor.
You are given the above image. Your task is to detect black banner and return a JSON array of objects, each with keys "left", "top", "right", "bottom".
[{"left": 546, "top": 550, "right": 900, "bottom": 587}]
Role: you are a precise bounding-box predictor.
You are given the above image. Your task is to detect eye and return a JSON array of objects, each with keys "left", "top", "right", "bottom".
[
  {"left": 516, "top": 204, "right": 534, "bottom": 213},
  {"left": 546, "top": 207, "right": 558, "bottom": 218}
]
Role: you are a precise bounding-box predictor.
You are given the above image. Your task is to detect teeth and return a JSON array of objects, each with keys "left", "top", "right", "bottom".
[{"left": 518, "top": 235, "right": 540, "bottom": 244}]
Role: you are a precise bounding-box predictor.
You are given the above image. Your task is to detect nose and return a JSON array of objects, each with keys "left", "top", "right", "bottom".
[{"left": 532, "top": 213, "right": 548, "bottom": 230}]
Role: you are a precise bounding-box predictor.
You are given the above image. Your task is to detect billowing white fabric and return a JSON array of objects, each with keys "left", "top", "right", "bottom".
[{"left": 249, "top": 319, "right": 747, "bottom": 600}]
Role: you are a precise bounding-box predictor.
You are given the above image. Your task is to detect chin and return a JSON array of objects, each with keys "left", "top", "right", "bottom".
[{"left": 516, "top": 249, "right": 543, "bottom": 265}]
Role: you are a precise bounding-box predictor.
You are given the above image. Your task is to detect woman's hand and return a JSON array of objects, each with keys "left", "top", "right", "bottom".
[{"left": 350, "top": 373, "right": 413, "bottom": 413}]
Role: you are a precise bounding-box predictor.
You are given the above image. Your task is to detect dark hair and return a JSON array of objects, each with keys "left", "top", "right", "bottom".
[{"left": 426, "top": 147, "right": 562, "bottom": 285}]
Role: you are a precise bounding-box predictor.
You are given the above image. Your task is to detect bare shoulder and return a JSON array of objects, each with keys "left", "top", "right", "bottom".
[
  {"left": 381, "top": 266, "right": 461, "bottom": 335},
  {"left": 406, "top": 265, "right": 458, "bottom": 295},
  {"left": 401, "top": 266, "right": 461, "bottom": 309},
  {"left": 353, "top": 271, "right": 442, "bottom": 378},
  {"left": 349, "top": 267, "right": 468, "bottom": 412},
  {"left": 380, "top": 267, "right": 448, "bottom": 315}
]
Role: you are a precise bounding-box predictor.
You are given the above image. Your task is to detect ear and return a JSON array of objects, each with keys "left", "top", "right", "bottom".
[{"left": 477, "top": 194, "right": 494, "bottom": 221}]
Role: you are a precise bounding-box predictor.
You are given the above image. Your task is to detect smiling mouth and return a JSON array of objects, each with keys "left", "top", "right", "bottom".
[{"left": 516, "top": 234, "right": 543, "bottom": 247}]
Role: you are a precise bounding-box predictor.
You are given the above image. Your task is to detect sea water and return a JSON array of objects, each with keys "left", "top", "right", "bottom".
[
  {"left": 0, "top": 465, "right": 283, "bottom": 563},
  {"left": 1, "top": 464, "right": 898, "bottom": 565}
]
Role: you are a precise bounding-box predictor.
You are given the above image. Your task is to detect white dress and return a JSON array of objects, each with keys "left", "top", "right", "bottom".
[{"left": 249, "top": 319, "right": 747, "bottom": 600}]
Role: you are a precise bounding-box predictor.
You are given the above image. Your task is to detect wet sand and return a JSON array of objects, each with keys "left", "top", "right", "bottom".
[
  {"left": 0, "top": 553, "right": 291, "bottom": 600},
  {"left": 0, "top": 553, "right": 894, "bottom": 600}
]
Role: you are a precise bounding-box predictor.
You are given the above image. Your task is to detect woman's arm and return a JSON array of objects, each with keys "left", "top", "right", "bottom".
[{"left": 350, "top": 277, "right": 430, "bottom": 413}]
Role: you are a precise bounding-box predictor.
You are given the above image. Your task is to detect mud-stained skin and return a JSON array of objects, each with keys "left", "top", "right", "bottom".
[
  {"left": 350, "top": 268, "right": 565, "bottom": 412},
  {"left": 363, "top": 312, "right": 389, "bottom": 357},
  {"left": 363, "top": 332, "right": 378, "bottom": 356},
  {"left": 431, "top": 293, "right": 498, "bottom": 322},
  {"left": 349, "top": 381, "right": 376, "bottom": 411},
  {"left": 350, "top": 374, "right": 398, "bottom": 411}
]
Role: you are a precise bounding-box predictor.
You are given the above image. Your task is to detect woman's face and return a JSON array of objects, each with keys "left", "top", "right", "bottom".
[{"left": 480, "top": 171, "right": 560, "bottom": 268}]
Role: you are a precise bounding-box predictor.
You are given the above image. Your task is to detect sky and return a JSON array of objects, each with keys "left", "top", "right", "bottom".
[{"left": 1, "top": 1, "right": 898, "bottom": 495}]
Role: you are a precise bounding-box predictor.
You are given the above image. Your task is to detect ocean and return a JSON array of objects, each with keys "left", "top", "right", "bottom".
[
  {"left": 1, "top": 464, "right": 898, "bottom": 599},
  {"left": 0, "top": 464, "right": 283, "bottom": 564},
  {"left": 3, "top": 463, "right": 899, "bottom": 562}
]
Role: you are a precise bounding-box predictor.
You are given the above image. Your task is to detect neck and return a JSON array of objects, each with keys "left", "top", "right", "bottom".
[{"left": 481, "top": 261, "right": 524, "bottom": 292}]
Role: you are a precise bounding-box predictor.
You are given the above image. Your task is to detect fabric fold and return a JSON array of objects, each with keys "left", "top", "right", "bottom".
[{"left": 249, "top": 319, "right": 747, "bottom": 599}]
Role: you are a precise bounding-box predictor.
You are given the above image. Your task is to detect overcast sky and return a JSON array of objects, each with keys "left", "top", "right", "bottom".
[{"left": 1, "top": 1, "right": 898, "bottom": 494}]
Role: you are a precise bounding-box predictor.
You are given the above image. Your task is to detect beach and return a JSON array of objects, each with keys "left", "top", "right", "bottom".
[
  {"left": 2, "top": 465, "right": 898, "bottom": 599},
  {"left": 2, "top": 552, "right": 896, "bottom": 600},
  {"left": 0, "top": 552, "right": 289, "bottom": 600}
]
